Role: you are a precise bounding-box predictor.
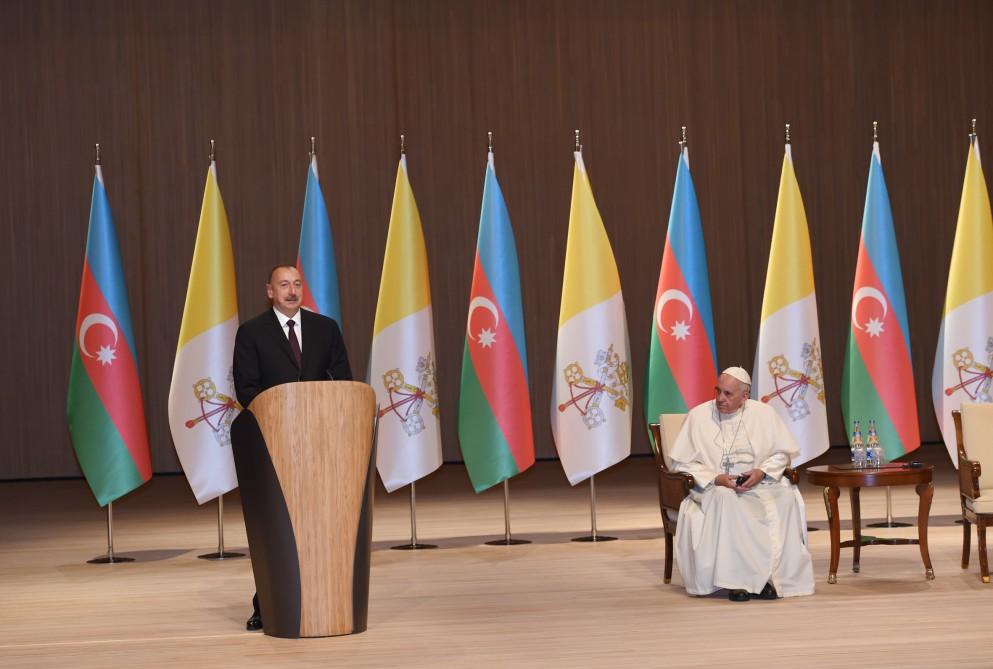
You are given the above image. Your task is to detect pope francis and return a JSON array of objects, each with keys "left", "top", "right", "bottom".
[{"left": 669, "top": 367, "right": 815, "bottom": 601}]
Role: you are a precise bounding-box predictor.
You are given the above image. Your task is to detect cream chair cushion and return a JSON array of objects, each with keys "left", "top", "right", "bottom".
[
  {"left": 965, "top": 494, "right": 993, "bottom": 515},
  {"left": 961, "top": 403, "right": 993, "bottom": 492},
  {"left": 658, "top": 413, "right": 688, "bottom": 471}
]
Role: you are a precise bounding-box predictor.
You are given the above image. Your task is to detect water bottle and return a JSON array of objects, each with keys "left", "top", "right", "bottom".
[
  {"left": 853, "top": 442, "right": 866, "bottom": 469},
  {"left": 865, "top": 442, "right": 874, "bottom": 468},
  {"left": 851, "top": 420, "right": 863, "bottom": 468}
]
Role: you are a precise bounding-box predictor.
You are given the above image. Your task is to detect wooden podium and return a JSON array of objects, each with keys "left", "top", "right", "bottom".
[{"left": 230, "top": 381, "right": 377, "bottom": 638}]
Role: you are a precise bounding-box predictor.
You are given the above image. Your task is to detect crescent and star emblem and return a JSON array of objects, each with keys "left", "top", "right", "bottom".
[
  {"left": 467, "top": 296, "right": 499, "bottom": 349},
  {"left": 851, "top": 286, "right": 888, "bottom": 337},
  {"left": 78, "top": 313, "right": 119, "bottom": 366},
  {"left": 655, "top": 289, "right": 693, "bottom": 341}
]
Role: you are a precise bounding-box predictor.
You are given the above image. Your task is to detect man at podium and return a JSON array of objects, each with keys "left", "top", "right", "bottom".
[{"left": 233, "top": 264, "right": 352, "bottom": 631}]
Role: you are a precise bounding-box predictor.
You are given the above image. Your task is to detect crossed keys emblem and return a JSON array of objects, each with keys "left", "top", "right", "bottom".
[
  {"left": 378, "top": 353, "right": 440, "bottom": 436},
  {"left": 184, "top": 375, "right": 241, "bottom": 447},
  {"left": 760, "top": 339, "right": 825, "bottom": 421},
  {"left": 557, "top": 344, "right": 630, "bottom": 429},
  {"left": 943, "top": 337, "right": 993, "bottom": 401}
]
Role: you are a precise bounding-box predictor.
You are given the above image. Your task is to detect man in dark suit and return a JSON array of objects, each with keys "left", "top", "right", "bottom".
[{"left": 233, "top": 264, "right": 352, "bottom": 631}]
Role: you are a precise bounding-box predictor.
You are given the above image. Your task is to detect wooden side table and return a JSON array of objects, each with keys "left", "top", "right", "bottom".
[{"left": 805, "top": 464, "right": 934, "bottom": 584}]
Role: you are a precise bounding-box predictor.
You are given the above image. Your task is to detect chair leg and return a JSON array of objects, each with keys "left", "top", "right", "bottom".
[
  {"left": 664, "top": 531, "right": 674, "bottom": 584},
  {"left": 962, "top": 517, "right": 971, "bottom": 569},
  {"left": 977, "top": 520, "right": 990, "bottom": 584}
]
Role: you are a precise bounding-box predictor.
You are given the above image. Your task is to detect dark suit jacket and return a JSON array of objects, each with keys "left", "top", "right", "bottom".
[{"left": 233, "top": 308, "right": 352, "bottom": 409}]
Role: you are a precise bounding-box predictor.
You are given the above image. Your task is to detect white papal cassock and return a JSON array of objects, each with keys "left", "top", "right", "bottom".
[{"left": 669, "top": 399, "right": 815, "bottom": 597}]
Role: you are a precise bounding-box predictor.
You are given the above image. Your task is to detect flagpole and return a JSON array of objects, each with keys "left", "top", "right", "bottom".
[
  {"left": 88, "top": 501, "right": 135, "bottom": 564},
  {"left": 486, "top": 480, "right": 531, "bottom": 546},
  {"left": 391, "top": 481, "right": 437, "bottom": 550},
  {"left": 198, "top": 493, "right": 245, "bottom": 559},
  {"left": 572, "top": 475, "right": 617, "bottom": 542}
]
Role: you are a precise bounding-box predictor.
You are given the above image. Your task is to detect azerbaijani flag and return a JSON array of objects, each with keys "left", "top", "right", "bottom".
[
  {"left": 458, "top": 151, "right": 534, "bottom": 493},
  {"left": 753, "top": 144, "right": 830, "bottom": 466},
  {"left": 167, "top": 161, "right": 240, "bottom": 504},
  {"left": 67, "top": 164, "right": 152, "bottom": 507},
  {"left": 296, "top": 152, "right": 342, "bottom": 324},
  {"left": 645, "top": 145, "right": 717, "bottom": 428},
  {"left": 842, "top": 141, "right": 920, "bottom": 460},
  {"left": 370, "top": 155, "right": 442, "bottom": 492},
  {"left": 932, "top": 136, "right": 993, "bottom": 464},
  {"left": 551, "top": 150, "right": 632, "bottom": 485}
]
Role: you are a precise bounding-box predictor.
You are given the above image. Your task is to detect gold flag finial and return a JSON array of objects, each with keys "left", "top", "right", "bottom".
[
  {"left": 400, "top": 133, "right": 406, "bottom": 155},
  {"left": 785, "top": 123, "right": 791, "bottom": 145},
  {"left": 873, "top": 121, "right": 878, "bottom": 142},
  {"left": 310, "top": 136, "right": 316, "bottom": 157},
  {"left": 575, "top": 129, "right": 580, "bottom": 152},
  {"left": 680, "top": 126, "right": 688, "bottom": 151},
  {"left": 209, "top": 139, "right": 216, "bottom": 163},
  {"left": 95, "top": 143, "right": 101, "bottom": 165},
  {"left": 971, "top": 118, "right": 978, "bottom": 145},
  {"left": 488, "top": 131, "right": 493, "bottom": 153}
]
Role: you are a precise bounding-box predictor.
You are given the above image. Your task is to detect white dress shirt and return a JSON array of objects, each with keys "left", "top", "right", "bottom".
[{"left": 273, "top": 307, "right": 303, "bottom": 351}]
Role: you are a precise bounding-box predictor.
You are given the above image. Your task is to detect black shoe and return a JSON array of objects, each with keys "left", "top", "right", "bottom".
[
  {"left": 246, "top": 612, "right": 263, "bottom": 631},
  {"left": 751, "top": 583, "right": 778, "bottom": 600},
  {"left": 728, "top": 589, "right": 750, "bottom": 602}
]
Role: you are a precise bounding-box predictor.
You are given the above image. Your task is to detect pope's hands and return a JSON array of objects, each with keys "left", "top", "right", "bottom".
[{"left": 715, "top": 469, "right": 765, "bottom": 492}]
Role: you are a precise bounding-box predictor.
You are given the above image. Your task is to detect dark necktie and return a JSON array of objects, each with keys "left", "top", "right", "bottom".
[{"left": 287, "top": 319, "right": 302, "bottom": 368}]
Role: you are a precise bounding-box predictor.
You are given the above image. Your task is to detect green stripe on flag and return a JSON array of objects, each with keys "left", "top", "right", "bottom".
[
  {"left": 457, "top": 344, "right": 520, "bottom": 493},
  {"left": 644, "top": 327, "right": 689, "bottom": 442},
  {"left": 841, "top": 336, "right": 907, "bottom": 460},
  {"left": 66, "top": 349, "right": 144, "bottom": 506}
]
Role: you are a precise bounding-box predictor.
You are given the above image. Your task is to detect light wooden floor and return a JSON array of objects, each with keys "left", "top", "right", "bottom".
[{"left": 2, "top": 443, "right": 992, "bottom": 668}]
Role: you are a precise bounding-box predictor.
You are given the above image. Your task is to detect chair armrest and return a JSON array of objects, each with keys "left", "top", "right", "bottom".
[
  {"left": 784, "top": 467, "right": 799, "bottom": 485},
  {"left": 959, "top": 457, "right": 982, "bottom": 500},
  {"left": 659, "top": 470, "right": 694, "bottom": 510}
]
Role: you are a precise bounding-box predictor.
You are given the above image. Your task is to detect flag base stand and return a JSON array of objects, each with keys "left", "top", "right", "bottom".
[
  {"left": 867, "top": 486, "right": 912, "bottom": 528},
  {"left": 571, "top": 475, "right": 617, "bottom": 542},
  {"left": 198, "top": 494, "right": 245, "bottom": 560},
  {"left": 485, "top": 480, "right": 531, "bottom": 546},
  {"left": 391, "top": 482, "right": 437, "bottom": 550},
  {"left": 88, "top": 501, "right": 136, "bottom": 564},
  {"left": 87, "top": 555, "right": 135, "bottom": 564}
]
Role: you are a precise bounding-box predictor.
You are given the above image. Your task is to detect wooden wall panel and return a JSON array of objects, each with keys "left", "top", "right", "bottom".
[{"left": 2, "top": 0, "right": 992, "bottom": 482}]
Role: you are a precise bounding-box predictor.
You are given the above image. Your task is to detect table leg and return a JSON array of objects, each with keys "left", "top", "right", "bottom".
[
  {"left": 823, "top": 486, "right": 840, "bottom": 584},
  {"left": 916, "top": 481, "right": 935, "bottom": 580},
  {"left": 850, "top": 487, "right": 862, "bottom": 573}
]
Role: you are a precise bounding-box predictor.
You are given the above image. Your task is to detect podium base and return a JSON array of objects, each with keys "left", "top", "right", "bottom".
[
  {"left": 391, "top": 542, "right": 437, "bottom": 550},
  {"left": 571, "top": 535, "right": 617, "bottom": 542},
  {"left": 485, "top": 538, "right": 531, "bottom": 546},
  {"left": 87, "top": 555, "right": 135, "bottom": 564},
  {"left": 198, "top": 551, "right": 246, "bottom": 560}
]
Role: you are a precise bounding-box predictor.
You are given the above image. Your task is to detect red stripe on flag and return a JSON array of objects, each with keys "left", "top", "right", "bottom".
[
  {"left": 466, "top": 256, "right": 535, "bottom": 470},
  {"left": 296, "top": 256, "right": 318, "bottom": 313},
  {"left": 851, "top": 249, "right": 919, "bottom": 449},
  {"left": 655, "top": 240, "right": 718, "bottom": 406},
  {"left": 74, "top": 262, "right": 151, "bottom": 479}
]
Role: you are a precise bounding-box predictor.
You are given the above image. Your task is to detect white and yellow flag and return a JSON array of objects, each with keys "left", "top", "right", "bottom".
[
  {"left": 167, "top": 162, "right": 240, "bottom": 504},
  {"left": 550, "top": 151, "right": 632, "bottom": 485},
  {"left": 932, "top": 137, "right": 993, "bottom": 463},
  {"left": 752, "top": 145, "right": 829, "bottom": 465},
  {"left": 370, "top": 155, "right": 442, "bottom": 492}
]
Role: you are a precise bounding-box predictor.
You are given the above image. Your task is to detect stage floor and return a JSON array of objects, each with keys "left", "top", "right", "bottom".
[{"left": 2, "top": 443, "right": 992, "bottom": 668}]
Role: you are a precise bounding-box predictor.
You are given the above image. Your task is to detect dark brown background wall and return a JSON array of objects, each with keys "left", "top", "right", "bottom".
[{"left": 2, "top": 0, "right": 991, "bottom": 481}]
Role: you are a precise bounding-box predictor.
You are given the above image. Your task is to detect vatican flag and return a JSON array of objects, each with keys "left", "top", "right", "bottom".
[
  {"left": 752, "top": 144, "right": 830, "bottom": 466},
  {"left": 550, "top": 150, "right": 632, "bottom": 485},
  {"left": 167, "top": 161, "right": 240, "bottom": 504},
  {"left": 932, "top": 136, "right": 993, "bottom": 464},
  {"left": 370, "top": 155, "right": 443, "bottom": 492}
]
